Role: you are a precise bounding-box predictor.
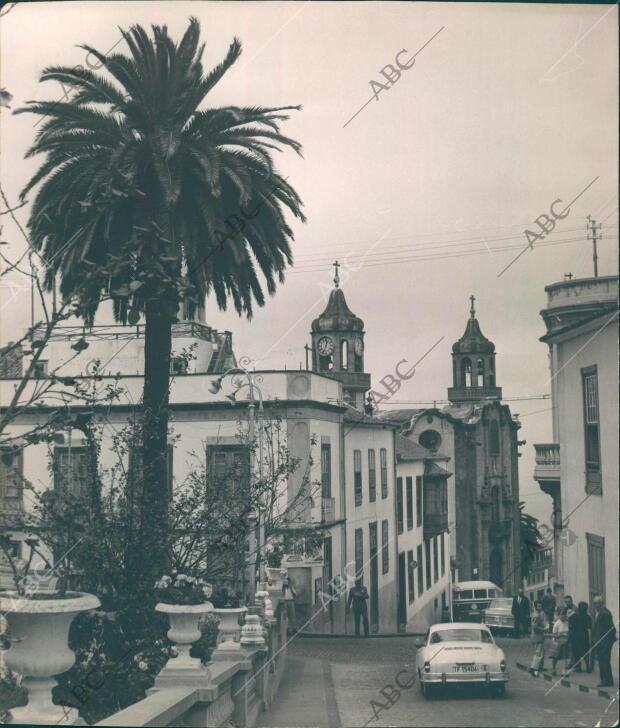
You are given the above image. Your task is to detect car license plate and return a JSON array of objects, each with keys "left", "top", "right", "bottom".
[{"left": 454, "top": 663, "right": 478, "bottom": 672}]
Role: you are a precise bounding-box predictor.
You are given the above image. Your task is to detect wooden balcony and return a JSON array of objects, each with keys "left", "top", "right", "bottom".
[
  {"left": 423, "top": 511, "right": 449, "bottom": 538},
  {"left": 533, "top": 443, "right": 560, "bottom": 485}
]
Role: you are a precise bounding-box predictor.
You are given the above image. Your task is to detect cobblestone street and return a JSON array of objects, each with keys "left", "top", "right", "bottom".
[{"left": 258, "top": 636, "right": 619, "bottom": 728}]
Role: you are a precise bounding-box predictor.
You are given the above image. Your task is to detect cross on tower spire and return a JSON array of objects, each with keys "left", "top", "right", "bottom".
[
  {"left": 333, "top": 260, "right": 341, "bottom": 288},
  {"left": 470, "top": 294, "right": 476, "bottom": 319}
]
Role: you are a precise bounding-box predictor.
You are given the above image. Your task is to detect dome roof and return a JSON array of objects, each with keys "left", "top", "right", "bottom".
[
  {"left": 311, "top": 287, "right": 364, "bottom": 333},
  {"left": 452, "top": 296, "right": 495, "bottom": 354}
]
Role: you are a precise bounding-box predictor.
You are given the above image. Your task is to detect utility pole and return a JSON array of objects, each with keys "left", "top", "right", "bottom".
[
  {"left": 586, "top": 216, "right": 601, "bottom": 278},
  {"left": 304, "top": 343, "right": 313, "bottom": 370}
]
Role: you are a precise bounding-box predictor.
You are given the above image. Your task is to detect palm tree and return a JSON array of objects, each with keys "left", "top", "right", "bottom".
[{"left": 15, "top": 18, "right": 305, "bottom": 614}]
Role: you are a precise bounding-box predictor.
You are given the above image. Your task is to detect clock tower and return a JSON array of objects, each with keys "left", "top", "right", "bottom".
[{"left": 310, "top": 262, "right": 371, "bottom": 409}]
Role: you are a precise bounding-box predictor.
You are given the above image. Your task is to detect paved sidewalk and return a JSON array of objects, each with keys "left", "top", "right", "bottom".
[{"left": 497, "top": 636, "right": 617, "bottom": 701}]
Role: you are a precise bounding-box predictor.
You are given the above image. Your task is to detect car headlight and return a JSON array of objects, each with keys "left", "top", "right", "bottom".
[
  {"left": 500, "top": 659, "right": 507, "bottom": 672},
  {"left": 424, "top": 662, "right": 431, "bottom": 673}
]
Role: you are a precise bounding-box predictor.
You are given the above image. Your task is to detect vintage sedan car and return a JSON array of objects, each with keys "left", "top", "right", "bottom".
[
  {"left": 483, "top": 597, "right": 515, "bottom": 635},
  {"left": 415, "top": 623, "right": 509, "bottom": 698}
]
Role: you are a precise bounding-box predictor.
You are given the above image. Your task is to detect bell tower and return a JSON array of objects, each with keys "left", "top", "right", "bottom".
[
  {"left": 310, "top": 262, "right": 371, "bottom": 409},
  {"left": 448, "top": 295, "right": 502, "bottom": 404}
]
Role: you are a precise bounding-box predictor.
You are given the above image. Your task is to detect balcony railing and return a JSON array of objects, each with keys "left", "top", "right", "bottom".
[
  {"left": 423, "top": 512, "right": 448, "bottom": 538},
  {"left": 534, "top": 443, "right": 560, "bottom": 483},
  {"left": 447, "top": 385, "right": 503, "bottom": 403},
  {"left": 321, "top": 497, "right": 336, "bottom": 523}
]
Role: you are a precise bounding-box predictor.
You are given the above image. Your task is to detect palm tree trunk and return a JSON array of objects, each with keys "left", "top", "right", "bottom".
[{"left": 130, "top": 297, "right": 172, "bottom": 626}]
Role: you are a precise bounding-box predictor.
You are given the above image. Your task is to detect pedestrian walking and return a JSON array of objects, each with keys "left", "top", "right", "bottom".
[
  {"left": 562, "top": 595, "right": 576, "bottom": 619},
  {"left": 512, "top": 588, "right": 530, "bottom": 638},
  {"left": 541, "top": 588, "right": 557, "bottom": 626},
  {"left": 347, "top": 578, "right": 370, "bottom": 637},
  {"left": 592, "top": 596, "right": 617, "bottom": 687},
  {"left": 549, "top": 610, "right": 569, "bottom": 676},
  {"left": 282, "top": 571, "right": 297, "bottom": 635},
  {"left": 528, "top": 601, "right": 548, "bottom": 677},
  {"left": 568, "top": 601, "right": 592, "bottom": 673}
]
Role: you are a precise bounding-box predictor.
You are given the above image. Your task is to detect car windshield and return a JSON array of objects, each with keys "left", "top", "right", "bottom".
[
  {"left": 489, "top": 598, "right": 512, "bottom": 609},
  {"left": 456, "top": 590, "right": 473, "bottom": 600},
  {"left": 430, "top": 629, "right": 493, "bottom": 644}
]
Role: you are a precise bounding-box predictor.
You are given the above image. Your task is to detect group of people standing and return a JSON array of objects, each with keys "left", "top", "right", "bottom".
[{"left": 512, "top": 588, "right": 616, "bottom": 687}]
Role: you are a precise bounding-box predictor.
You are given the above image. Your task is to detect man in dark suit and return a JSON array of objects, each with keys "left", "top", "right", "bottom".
[
  {"left": 592, "top": 596, "right": 616, "bottom": 687},
  {"left": 512, "top": 589, "right": 531, "bottom": 638}
]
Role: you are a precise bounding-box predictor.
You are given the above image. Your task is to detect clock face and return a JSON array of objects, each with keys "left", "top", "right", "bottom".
[
  {"left": 317, "top": 336, "right": 334, "bottom": 356},
  {"left": 354, "top": 337, "right": 364, "bottom": 356}
]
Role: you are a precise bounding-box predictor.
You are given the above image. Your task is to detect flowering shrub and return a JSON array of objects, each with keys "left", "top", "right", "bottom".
[{"left": 154, "top": 572, "right": 212, "bottom": 606}]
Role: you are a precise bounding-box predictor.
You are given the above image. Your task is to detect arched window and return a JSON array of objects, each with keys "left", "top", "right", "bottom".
[
  {"left": 488, "top": 360, "right": 495, "bottom": 387},
  {"left": 491, "top": 486, "right": 500, "bottom": 522},
  {"left": 460, "top": 357, "right": 472, "bottom": 387},
  {"left": 489, "top": 420, "right": 500, "bottom": 455},
  {"left": 340, "top": 339, "right": 348, "bottom": 370},
  {"left": 477, "top": 359, "right": 485, "bottom": 385}
]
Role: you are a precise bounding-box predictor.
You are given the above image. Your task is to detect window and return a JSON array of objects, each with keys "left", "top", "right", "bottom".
[
  {"left": 406, "top": 476, "right": 413, "bottom": 530},
  {"left": 433, "top": 537, "right": 439, "bottom": 583},
  {"left": 407, "top": 550, "right": 415, "bottom": 603},
  {"left": 131, "top": 443, "right": 174, "bottom": 498},
  {"left": 477, "top": 358, "right": 485, "bottom": 384},
  {"left": 441, "top": 533, "right": 445, "bottom": 576},
  {"left": 321, "top": 444, "right": 331, "bottom": 498},
  {"left": 354, "top": 450, "right": 362, "bottom": 506},
  {"left": 488, "top": 360, "right": 495, "bottom": 387},
  {"left": 419, "top": 430, "right": 442, "bottom": 451},
  {"left": 0, "top": 449, "right": 23, "bottom": 505},
  {"left": 368, "top": 449, "right": 376, "bottom": 503},
  {"left": 460, "top": 357, "right": 472, "bottom": 387},
  {"left": 380, "top": 448, "right": 388, "bottom": 498},
  {"left": 416, "top": 476, "right": 423, "bottom": 527},
  {"left": 381, "top": 520, "right": 389, "bottom": 574},
  {"left": 474, "top": 589, "right": 487, "bottom": 599},
  {"left": 582, "top": 366, "right": 601, "bottom": 493},
  {"left": 417, "top": 544, "right": 424, "bottom": 595},
  {"left": 355, "top": 528, "right": 363, "bottom": 579},
  {"left": 489, "top": 420, "right": 500, "bottom": 456},
  {"left": 340, "top": 339, "right": 349, "bottom": 370},
  {"left": 425, "top": 539, "right": 431, "bottom": 589},
  {"left": 32, "top": 360, "right": 48, "bottom": 378},
  {"left": 207, "top": 445, "right": 250, "bottom": 497},
  {"left": 586, "top": 533, "right": 605, "bottom": 607},
  {"left": 396, "top": 477, "right": 403, "bottom": 534},
  {"left": 170, "top": 357, "right": 188, "bottom": 375},
  {"left": 53, "top": 447, "right": 91, "bottom": 497}
]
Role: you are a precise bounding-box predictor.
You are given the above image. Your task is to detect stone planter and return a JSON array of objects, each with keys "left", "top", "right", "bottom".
[
  {"left": 0, "top": 591, "right": 100, "bottom": 725},
  {"left": 154, "top": 601, "right": 213, "bottom": 688},
  {"left": 266, "top": 567, "right": 284, "bottom": 586},
  {"left": 211, "top": 607, "right": 248, "bottom": 660}
]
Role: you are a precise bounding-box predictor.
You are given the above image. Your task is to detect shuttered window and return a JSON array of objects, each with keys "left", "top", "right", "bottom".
[
  {"left": 380, "top": 448, "right": 388, "bottom": 499},
  {"left": 368, "top": 449, "right": 376, "bottom": 503},
  {"left": 354, "top": 450, "right": 362, "bottom": 507}
]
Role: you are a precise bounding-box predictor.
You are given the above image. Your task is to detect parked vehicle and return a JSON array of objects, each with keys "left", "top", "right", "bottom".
[
  {"left": 482, "top": 597, "right": 515, "bottom": 634},
  {"left": 415, "top": 622, "right": 509, "bottom": 699},
  {"left": 452, "top": 581, "right": 503, "bottom": 623}
]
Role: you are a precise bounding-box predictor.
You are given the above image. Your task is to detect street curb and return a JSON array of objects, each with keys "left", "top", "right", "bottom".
[
  {"left": 515, "top": 661, "right": 615, "bottom": 700},
  {"left": 298, "top": 632, "right": 424, "bottom": 639}
]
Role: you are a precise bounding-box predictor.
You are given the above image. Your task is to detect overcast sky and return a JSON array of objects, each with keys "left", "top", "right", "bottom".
[{"left": 1, "top": 1, "right": 618, "bottom": 522}]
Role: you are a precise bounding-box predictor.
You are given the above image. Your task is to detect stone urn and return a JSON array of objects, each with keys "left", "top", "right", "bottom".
[
  {"left": 266, "top": 567, "right": 284, "bottom": 587},
  {"left": 154, "top": 601, "right": 213, "bottom": 687},
  {"left": 240, "top": 610, "right": 266, "bottom": 647},
  {"left": 211, "top": 607, "right": 248, "bottom": 660},
  {"left": 0, "top": 591, "right": 100, "bottom": 725}
]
